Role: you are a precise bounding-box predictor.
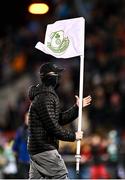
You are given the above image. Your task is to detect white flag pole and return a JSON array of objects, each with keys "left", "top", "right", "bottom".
[
  {"left": 75, "top": 55, "right": 84, "bottom": 174},
  {"left": 75, "top": 19, "right": 85, "bottom": 175}
]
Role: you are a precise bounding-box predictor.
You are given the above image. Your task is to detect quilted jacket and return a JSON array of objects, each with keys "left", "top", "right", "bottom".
[{"left": 27, "top": 83, "right": 78, "bottom": 155}]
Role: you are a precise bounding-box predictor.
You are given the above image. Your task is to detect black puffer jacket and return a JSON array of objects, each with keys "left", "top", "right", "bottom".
[{"left": 28, "top": 83, "right": 78, "bottom": 155}]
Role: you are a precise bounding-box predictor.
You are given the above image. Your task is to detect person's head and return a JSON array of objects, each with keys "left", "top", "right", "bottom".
[{"left": 39, "top": 62, "right": 64, "bottom": 88}]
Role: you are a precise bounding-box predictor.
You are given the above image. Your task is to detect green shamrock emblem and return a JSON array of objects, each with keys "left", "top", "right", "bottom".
[{"left": 47, "top": 30, "right": 69, "bottom": 55}]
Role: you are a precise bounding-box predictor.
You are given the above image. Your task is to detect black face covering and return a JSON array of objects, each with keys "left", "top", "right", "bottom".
[{"left": 41, "top": 73, "right": 61, "bottom": 88}]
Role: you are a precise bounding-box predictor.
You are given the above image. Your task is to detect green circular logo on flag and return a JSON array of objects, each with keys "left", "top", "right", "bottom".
[{"left": 47, "top": 30, "right": 69, "bottom": 55}]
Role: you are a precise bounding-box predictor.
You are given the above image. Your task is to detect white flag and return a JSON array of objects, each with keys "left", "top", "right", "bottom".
[{"left": 35, "top": 17, "right": 85, "bottom": 58}]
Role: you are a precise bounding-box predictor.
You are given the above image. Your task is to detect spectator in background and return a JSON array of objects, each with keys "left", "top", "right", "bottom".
[
  {"left": 2, "top": 139, "right": 17, "bottom": 179},
  {"left": 12, "top": 112, "right": 30, "bottom": 179},
  {"left": 0, "top": 133, "right": 8, "bottom": 179},
  {"left": 109, "top": 92, "right": 124, "bottom": 130},
  {"left": 107, "top": 130, "right": 119, "bottom": 178},
  {"left": 90, "top": 134, "right": 110, "bottom": 179},
  {"left": 117, "top": 131, "right": 125, "bottom": 179},
  {"left": 5, "top": 103, "right": 19, "bottom": 130},
  {"left": 80, "top": 139, "right": 92, "bottom": 179},
  {"left": 88, "top": 86, "right": 110, "bottom": 132}
]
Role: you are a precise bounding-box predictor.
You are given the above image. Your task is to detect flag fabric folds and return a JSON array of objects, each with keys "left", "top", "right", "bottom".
[{"left": 35, "top": 17, "right": 85, "bottom": 58}]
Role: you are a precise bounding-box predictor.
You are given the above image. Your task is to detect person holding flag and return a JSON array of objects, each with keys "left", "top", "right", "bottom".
[
  {"left": 27, "top": 17, "right": 91, "bottom": 179},
  {"left": 27, "top": 62, "right": 91, "bottom": 179}
]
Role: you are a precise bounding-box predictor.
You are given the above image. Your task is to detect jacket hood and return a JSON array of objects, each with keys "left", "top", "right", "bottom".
[
  {"left": 28, "top": 84, "right": 41, "bottom": 101},
  {"left": 28, "top": 83, "right": 56, "bottom": 101}
]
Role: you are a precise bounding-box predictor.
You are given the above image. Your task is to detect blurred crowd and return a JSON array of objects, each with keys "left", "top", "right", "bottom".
[
  {"left": 60, "top": 130, "right": 125, "bottom": 179},
  {"left": 0, "top": 129, "right": 125, "bottom": 179},
  {"left": 0, "top": 0, "right": 125, "bottom": 178}
]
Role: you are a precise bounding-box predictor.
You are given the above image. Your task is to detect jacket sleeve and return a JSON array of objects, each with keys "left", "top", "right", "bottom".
[
  {"left": 59, "top": 104, "right": 78, "bottom": 126},
  {"left": 38, "top": 95, "right": 76, "bottom": 142}
]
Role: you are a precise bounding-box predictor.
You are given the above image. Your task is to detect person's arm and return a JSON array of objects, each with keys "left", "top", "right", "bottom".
[
  {"left": 59, "top": 95, "right": 92, "bottom": 126},
  {"left": 38, "top": 94, "right": 77, "bottom": 142},
  {"left": 59, "top": 104, "right": 78, "bottom": 126}
]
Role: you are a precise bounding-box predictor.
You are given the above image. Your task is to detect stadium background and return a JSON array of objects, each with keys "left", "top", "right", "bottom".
[{"left": 0, "top": 0, "right": 125, "bottom": 179}]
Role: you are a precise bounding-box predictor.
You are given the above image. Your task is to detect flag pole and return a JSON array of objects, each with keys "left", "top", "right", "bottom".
[
  {"left": 75, "top": 18, "right": 85, "bottom": 175},
  {"left": 75, "top": 54, "right": 84, "bottom": 174}
]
